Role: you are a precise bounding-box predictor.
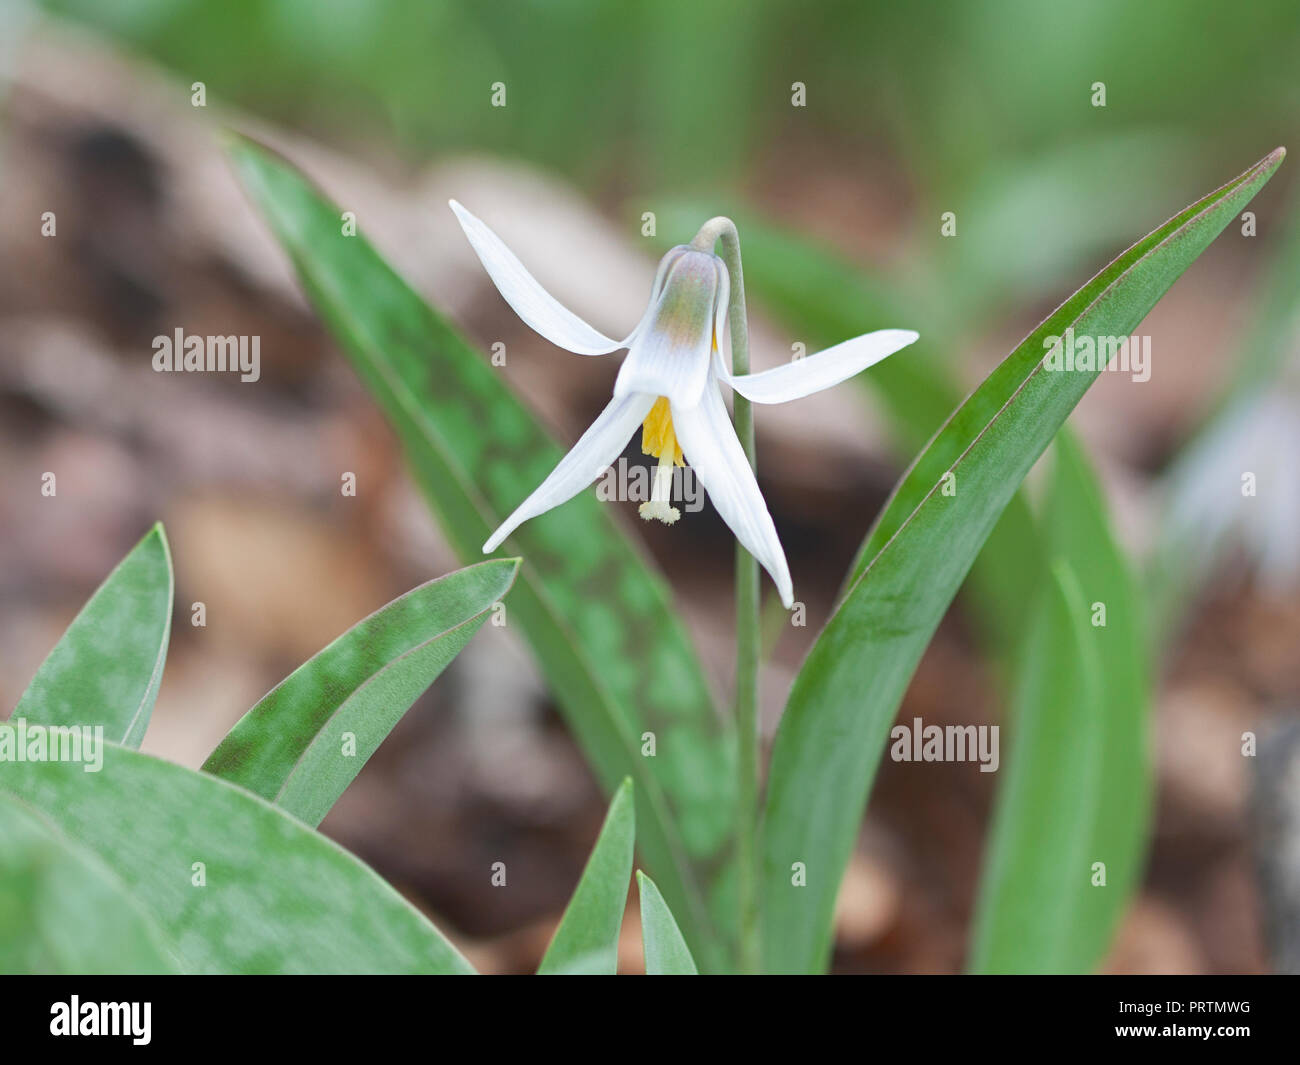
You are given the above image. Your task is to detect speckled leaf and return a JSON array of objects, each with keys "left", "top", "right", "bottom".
[
  {"left": 538, "top": 778, "right": 634, "bottom": 975},
  {"left": 230, "top": 138, "right": 731, "bottom": 968},
  {"left": 637, "top": 870, "right": 698, "bottom": 975},
  {"left": 12, "top": 523, "right": 172, "bottom": 748},
  {"left": 760, "top": 148, "right": 1285, "bottom": 974},
  {"left": 204, "top": 559, "right": 518, "bottom": 825},
  {"left": 0, "top": 792, "right": 179, "bottom": 975},
  {"left": 0, "top": 743, "right": 475, "bottom": 974}
]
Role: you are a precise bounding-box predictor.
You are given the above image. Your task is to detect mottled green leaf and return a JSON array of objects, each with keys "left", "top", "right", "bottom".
[
  {"left": 538, "top": 778, "right": 634, "bottom": 975},
  {"left": 760, "top": 148, "right": 1284, "bottom": 974},
  {"left": 204, "top": 559, "right": 518, "bottom": 825},
  {"left": 11, "top": 523, "right": 172, "bottom": 748},
  {"left": 0, "top": 792, "right": 178, "bottom": 975},
  {"left": 0, "top": 744, "right": 475, "bottom": 974},
  {"left": 636, "top": 870, "right": 697, "bottom": 975},
  {"left": 230, "top": 139, "right": 731, "bottom": 968}
]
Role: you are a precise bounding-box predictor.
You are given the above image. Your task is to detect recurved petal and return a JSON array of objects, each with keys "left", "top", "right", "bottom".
[
  {"left": 482, "top": 391, "right": 657, "bottom": 553},
  {"left": 716, "top": 329, "right": 919, "bottom": 404},
  {"left": 614, "top": 251, "right": 723, "bottom": 409},
  {"left": 673, "top": 381, "right": 794, "bottom": 608},
  {"left": 713, "top": 256, "right": 731, "bottom": 355},
  {"left": 449, "top": 199, "right": 625, "bottom": 355}
]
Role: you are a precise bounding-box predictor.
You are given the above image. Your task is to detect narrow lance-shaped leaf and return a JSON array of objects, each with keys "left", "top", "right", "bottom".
[
  {"left": 538, "top": 778, "right": 634, "bottom": 975},
  {"left": 760, "top": 147, "right": 1285, "bottom": 974},
  {"left": 636, "top": 870, "right": 698, "bottom": 975},
  {"left": 204, "top": 559, "right": 519, "bottom": 826},
  {"left": 968, "top": 562, "right": 1102, "bottom": 973},
  {"left": 230, "top": 139, "right": 731, "bottom": 968},
  {"left": 11, "top": 523, "right": 173, "bottom": 749},
  {"left": 0, "top": 793, "right": 179, "bottom": 975},
  {"left": 0, "top": 743, "right": 476, "bottom": 974},
  {"left": 1033, "top": 432, "right": 1152, "bottom": 963}
]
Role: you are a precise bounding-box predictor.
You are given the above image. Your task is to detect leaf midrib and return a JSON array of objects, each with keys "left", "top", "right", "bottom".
[
  {"left": 270, "top": 607, "right": 492, "bottom": 808},
  {"left": 120, "top": 530, "right": 174, "bottom": 747},
  {"left": 840, "top": 155, "right": 1273, "bottom": 610}
]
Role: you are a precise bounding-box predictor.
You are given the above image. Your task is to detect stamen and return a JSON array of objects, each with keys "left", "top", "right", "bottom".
[
  {"left": 640, "top": 397, "right": 685, "bottom": 467},
  {"left": 639, "top": 451, "right": 680, "bottom": 525}
]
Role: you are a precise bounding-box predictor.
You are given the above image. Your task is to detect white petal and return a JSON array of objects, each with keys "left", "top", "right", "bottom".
[
  {"left": 673, "top": 380, "right": 794, "bottom": 608},
  {"left": 483, "top": 392, "right": 656, "bottom": 552},
  {"left": 450, "top": 200, "right": 624, "bottom": 355},
  {"left": 713, "top": 257, "right": 731, "bottom": 353},
  {"left": 614, "top": 251, "right": 723, "bottom": 409},
  {"left": 717, "top": 329, "right": 919, "bottom": 404}
]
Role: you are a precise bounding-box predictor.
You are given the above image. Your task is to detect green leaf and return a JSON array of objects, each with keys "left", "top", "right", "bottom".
[
  {"left": 229, "top": 138, "right": 731, "bottom": 968},
  {"left": 1039, "top": 433, "right": 1152, "bottom": 958},
  {"left": 0, "top": 792, "right": 179, "bottom": 975},
  {"left": 760, "top": 147, "right": 1285, "bottom": 974},
  {"left": 968, "top": 562, "right": 1101, "bottom": 972},
  {"left": 11, "top": 523, "right": 173, "bottom": 748},
  {"left": 636, "top": 870, "right": 698, "bottom": 975},
  {"left": 204, "top": 559, "right": 519, "bottom": 825},
  {"left": 0, "top": 743, "right": 475, "bottom": 974},
  {"left": 970, "top": 435, "right": 1151, "bottom": 972},
  {"left": 538, "top": 778, "right": 634, "bottom": 975}
]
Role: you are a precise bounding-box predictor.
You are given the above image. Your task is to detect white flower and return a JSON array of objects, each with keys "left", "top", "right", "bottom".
[{"left": 450, "top": 200, "right": 918, "bottom": 608}]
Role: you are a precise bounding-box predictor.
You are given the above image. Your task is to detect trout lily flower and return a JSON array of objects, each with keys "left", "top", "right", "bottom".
[{"left": 451, "top": 201, "right": 918, "bottom": 609}]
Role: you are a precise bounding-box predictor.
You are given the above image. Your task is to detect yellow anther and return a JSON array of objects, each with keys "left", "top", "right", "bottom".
[{"left": 641, "top": 397, "right": 685, "bottom": 467}]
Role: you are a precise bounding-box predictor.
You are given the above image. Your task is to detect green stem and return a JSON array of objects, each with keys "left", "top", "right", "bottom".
[{"left": 693, "top": 217, "right": 760, "bottom": 974}]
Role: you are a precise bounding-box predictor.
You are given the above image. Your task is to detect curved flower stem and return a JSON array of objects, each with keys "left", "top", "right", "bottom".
[{"left": 693, "top": 217, "right": 760, "bottom": 974}]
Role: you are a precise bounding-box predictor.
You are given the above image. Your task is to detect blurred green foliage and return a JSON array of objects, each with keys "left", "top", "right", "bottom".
[{"left": 40, "top": 0, "right": 1300, "bottom": 201}]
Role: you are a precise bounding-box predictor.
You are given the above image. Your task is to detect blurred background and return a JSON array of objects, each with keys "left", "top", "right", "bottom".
[{"left": 1, "top": 0, "right": 1298, "bottom": 972}]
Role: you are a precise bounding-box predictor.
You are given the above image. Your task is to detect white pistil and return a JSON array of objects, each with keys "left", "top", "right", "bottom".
[{"left": 638, "top": 454, "right": 680, "bottom": 525}]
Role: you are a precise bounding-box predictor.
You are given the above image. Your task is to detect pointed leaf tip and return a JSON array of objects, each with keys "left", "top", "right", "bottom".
[
  {"left": 760, "top": 147, "right": 1283, "bottom": 974},
  {"left": 637, "top": 868, "right": 698, "bottom": 975},
  {"left": 537, "top": 778, "right": 636, "bottom": 975},
  {"left": 14, "top": 524, "right": 173, "bottom": 749},
  {"left": 204, "top": 562, "right": 515, "bottom": 824}
]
